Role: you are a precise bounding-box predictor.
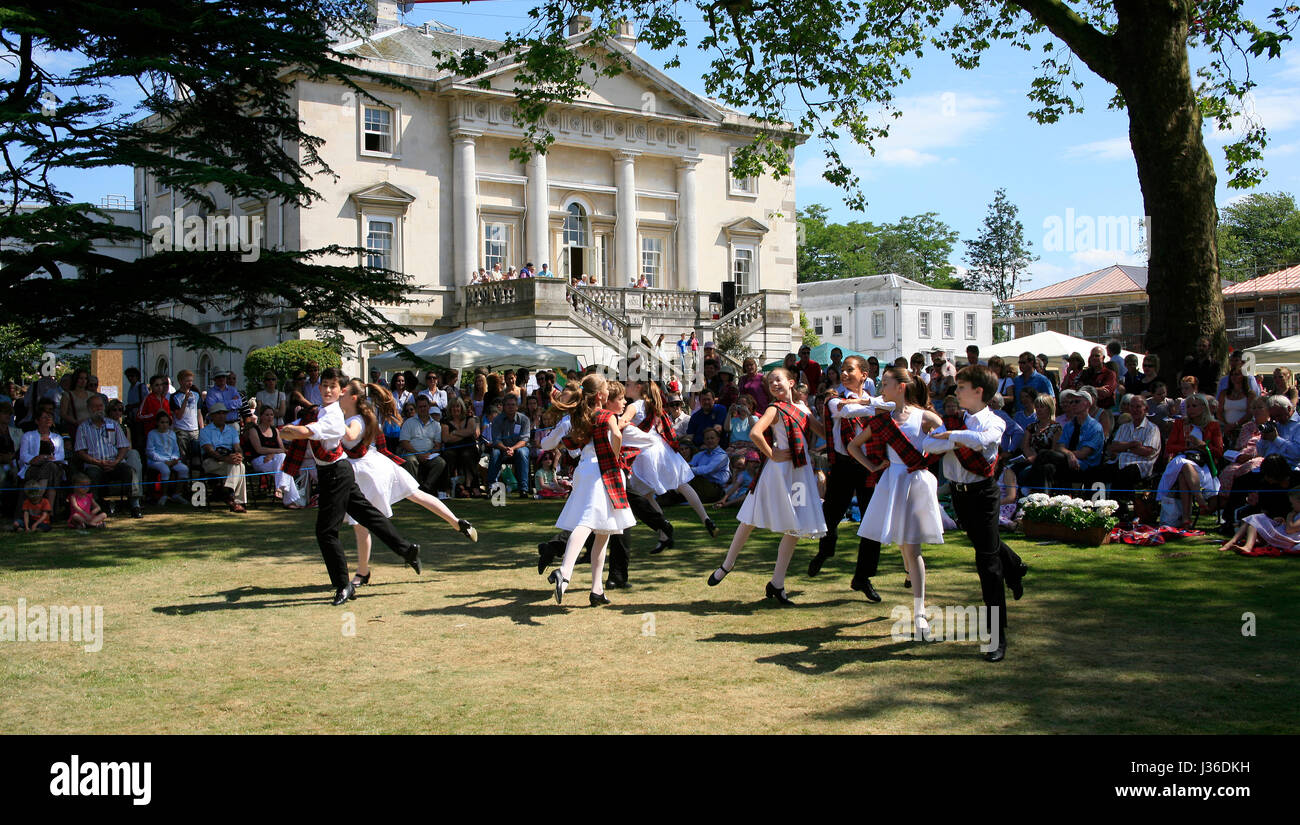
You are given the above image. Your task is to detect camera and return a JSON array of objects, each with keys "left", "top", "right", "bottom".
[{"left": 1260, "top": 421, "right": 1277, "bottom": 436}]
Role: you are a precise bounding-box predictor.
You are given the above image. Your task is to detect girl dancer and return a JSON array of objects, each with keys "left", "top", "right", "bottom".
[
  {"left": 538, "top": 374, "right": 634, "bottom": 606},
  {"left": 339, "top": 380, "right": 477, "bottom": 589},
  {"left": 706, "top": 368, "right": 826, "bottom": 605},
  {"left": 623, "top": 379, "right": 716, "bottom": 550},
  {"left": 847, "top": 366, "right": 944, "bottom": 638}
]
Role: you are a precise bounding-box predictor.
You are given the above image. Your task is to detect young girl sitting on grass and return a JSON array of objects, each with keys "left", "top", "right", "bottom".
[
  {"left": 714, "top": 451, "right": 760, "bottom": 509},
  {"left": 534, "top": 451, "right": 570, "bottom": 498},
  {"left": 68, "top": 473, "right": 108, "bottom": 529},
  {"left": 1219, "top": 486, "right": 1300, "bottom": 554}
]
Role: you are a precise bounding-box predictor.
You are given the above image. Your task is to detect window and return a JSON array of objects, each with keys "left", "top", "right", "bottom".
[
  {"left": 1283, "top": 304, "right": 1299, "bottom": 337},
  {"left": 872, "top": 311, "right": 885, "bottom": 338},
  {"left": 1235, "top": 306, "right": 1256, "bottom": 338},
  {"left": 1105, "top": 315, "right": 1121, "bottom": 335},
  {"left": 641, "top": 237, "right": 664, "bottom": 286},
  {"left": 728, "top": 149, "right": 757, "bottom": 196},
  {"left": 733, "top": 247, "right": 754, "bottom": 293},
  {"left": 563, "top": 203, "right": 589, "bottom": 247},
  {"left": 919, "top": 311, "right": 931, "bottom": 338},
  {"left": 965, "top": 313, "right": 976, "bottom": 339},
  {"left": 833, "top": 315, "right": 843, "bottom": 335},
  {"left": 155, "top": 356, "right": 169, "bottom": 379},
  {"left": 597, "top": 235, "right": 609, "bottom": 284},
  {"left": 366, "top": 218, "right": 394, "bottom": 269},
  {"left": 942, "top": 312, "right": 954, "bottom": 338},
  {"left": 1032, "top": 321, "right": 1047, "bottom": 334},
  {"left": 363, "top": 105, "right": 393, "bottom": 154},
  {"left": 197, "top": 353, "right": 213, "bottom": 389},
  {"left": 484, "top": 222, "right": 509, "bottom": 271},
  {"left": 814, "top": 317, "right": 824, "bottom": 336},
  {"left": 1069, "top": 317, "right": 1083, "bottom": 337}
]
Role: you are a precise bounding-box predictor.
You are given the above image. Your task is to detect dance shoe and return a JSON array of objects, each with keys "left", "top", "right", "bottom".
[
  {"left": 704, "top": 517, "right": 718, "bottom": 538},
  {"left": 350, "top": 570, "right": 371, "bottom": 588},
  {"left": 331, "top": 582, "right": 356, "bottom": 606},
  {"left": 765, "top": 581, "right": 794, "bottom": 605},
  {"left": 807, "top": 551, "right": 832, "bottom": 577},
  {"left": 404, "top": 544, "right": 422, "bottom": 575},
  {"left": 984, "top": 641, "right": 1007, "bottom": 663},
  {"left": 548, "top": 569, "right": 569, "bottom": 604},
  {"left": 706, "top": 565, "right": 731, "bottom": 587},
  {"left": 850, "top": 577, "right": 882, "bottom": 603},
  {"left": 457, "top": 518, "right": 478, "bottom": 542},
  {"left": 589, "top": 592, "right": 611, "bottom": 606},
  {"left": 651, "top": 536, "right": 674, "bottom": 554}
]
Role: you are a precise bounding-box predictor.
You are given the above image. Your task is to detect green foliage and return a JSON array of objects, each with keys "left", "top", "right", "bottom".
[
  {"left": 0, "top": 0, "right": 417, "bottom": 353},
  {"left": 713, "top": 325, "right": 755, "bottom": 362},
  {"left": 243, "top": 340, "right": 341, "bottom": 396},
  {"left": 1216, "top": 192, "right": 1300, "bottom": 282},
  {"left": 0, "top": 324, "right": 45, "bottom": 383},
  {"left": 799, "top": 311, "right": 820, "bottom": 348},
  {"left": 797, "top": 205, "right": 959, "bottom": 286},
  {"left": 963, "top": 188, "right": 1037, "bottom": 304}
]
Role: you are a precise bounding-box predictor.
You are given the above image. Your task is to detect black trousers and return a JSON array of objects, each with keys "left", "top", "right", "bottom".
[
  {"left": 951, "top": 480, "right": 1021, "bottom": 632},
  {"left": 315, "top": 460, "right": 413, "bottom": 589},
  {"left": 81, "top": 461, "right": 134, "bottom": 504},
  {"left": 539, "top": 488, "right": 672, "bottom": 585},
  {"left": 818, "top": 457, "right": 881, "bottom": 580},
  {"left": 1023, "top": 450, "right": 1087, "bottom": 493}
]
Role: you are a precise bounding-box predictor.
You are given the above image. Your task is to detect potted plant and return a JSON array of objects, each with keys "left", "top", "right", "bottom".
[{"left": 1017, "top": 494, "right": 1120, "bottom": 545}]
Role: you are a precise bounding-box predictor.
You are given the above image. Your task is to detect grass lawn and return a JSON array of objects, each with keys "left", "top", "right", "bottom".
[{"left": 1, "top": 496, "right": 1295, "bottom": 734}]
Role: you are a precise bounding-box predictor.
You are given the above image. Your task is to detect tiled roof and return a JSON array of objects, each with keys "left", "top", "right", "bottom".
[
  {"left": 1222, "top": 264, "right": 1300, "bottom": 296},
  {"left": 1010, "top": 264, "right": 1147, "bottom": 302}
]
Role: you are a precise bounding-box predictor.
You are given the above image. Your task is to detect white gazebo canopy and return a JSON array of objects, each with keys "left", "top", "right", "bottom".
[
  {"left": 1244, "top": 334, "right": 1300, "bottom": 373},
  {"left": 369, "top": 327, "right": 583, "bottom": 373},
  {"left": 984, "top": 330, "right": 1139, "bottom": 371}
]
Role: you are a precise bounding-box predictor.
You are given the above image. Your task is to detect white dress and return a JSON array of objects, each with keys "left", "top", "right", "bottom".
[
  {"left": 736, "top": 402, "right": 827, "bottom": 538},
  {"left": 343, "top": 414, "right": 419, "bottom": 524},
  {"left": 626, "top": 400, "right": 694, "bottom": 494},
  {"left": 859, "top": 409, "right": 944, "bottom": 545},
  {"left": 1157, "top": 423, "right": 1220, "bottom": 500},
  {"left": 542, "top": 417, "right": 635, "bottom": 535}
]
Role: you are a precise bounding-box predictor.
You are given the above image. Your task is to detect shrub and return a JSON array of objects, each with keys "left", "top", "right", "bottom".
[{"left": 243, "top": 340, "right": 341, "bottom": 396}]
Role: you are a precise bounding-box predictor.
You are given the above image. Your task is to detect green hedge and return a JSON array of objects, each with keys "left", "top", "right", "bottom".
[{"left": 243, "top": 340, "right": 341, "bottom": 396}]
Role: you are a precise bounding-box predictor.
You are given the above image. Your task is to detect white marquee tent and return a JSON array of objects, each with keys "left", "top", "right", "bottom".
[
  {"left": 983, "top": 330, "right": 1139, "bottom": 371},
  {"left": 1244, "top": 334, "right": 1300, "bottom": 373},
  {"left": 368, "top": 327, "right": 583, "bottom": 373}
]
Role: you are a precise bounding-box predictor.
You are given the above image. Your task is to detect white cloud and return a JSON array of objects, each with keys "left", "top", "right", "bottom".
[
  {"left": 835, "top": 92, "right": 1001, "bottom": 171},
  {"left": 1208, "top": 91, "right": 1300, "bottom": 142},
  {"left": 1064, "top": 137, "right": 1132, "bottom": 162},
  {"left": 876, "top": 147, "right": 942, "bottom": 167},
  {"left": 1069, "top": 247, "right": 1144, "bottom": 269}
]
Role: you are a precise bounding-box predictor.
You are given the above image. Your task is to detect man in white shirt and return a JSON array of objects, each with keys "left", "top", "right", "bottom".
[
  {"left": 399, "top": 396, "right": 446, "bottom": 494},
  {"left": 1106, "top": 394, "right": 1162, "bottom": 494},
  {"left": 280, "top": 368, "right": 421, "bottom": 605},
  {"left": 923, "top": 364, "right": 1026, "bottom": 663}
]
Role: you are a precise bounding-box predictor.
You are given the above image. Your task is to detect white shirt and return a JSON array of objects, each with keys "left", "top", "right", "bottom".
[
  {"left": 539, "top": 415, "right": 581, "bottom": 458},
  {"left": 305, "top": 401, "right": 347, "bottom": 464},
  {"left": 923, "top": 406, "right": 1004, "bottom": 485},
  {"left": 825, "top": 393, "right": 888, "bottom": 455},
  {"left": 18, "top": 430, "right": 66, "bottom": 477},
  {"left": 1115, "top": 418, "right": 1162, "bottom": 476},
  {"left": 418, "top": 388, "right": 448, "bottom": 410},
  {"left": 400, "top": 415, "right": 442, "bottom": 456}
]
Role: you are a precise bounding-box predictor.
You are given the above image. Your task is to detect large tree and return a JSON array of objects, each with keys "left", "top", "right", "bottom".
[
  {"left": 1216, "top": 191, "right": 1300, "bottom": 282},
  {"left": 964, "top": 188, "right": 1037, "bottom": 305},
  {"left": 797, "top": 204, "right": 959, "bottom": 285},
  {"left": 434, "top": 1, "right": 1299, "bottom": 382},
  {"left": 0, "top": 0, "right": 417, "bottom": 353}
]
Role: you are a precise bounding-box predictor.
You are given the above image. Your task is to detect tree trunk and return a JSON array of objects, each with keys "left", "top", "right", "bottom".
[{"left": 1113, "top": 1, "right": 1226, "bottom": 383}]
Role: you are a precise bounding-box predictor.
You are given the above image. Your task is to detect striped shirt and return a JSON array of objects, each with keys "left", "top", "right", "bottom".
[{"left": 74, "top": 418, "right": 130, "bottom": 462}]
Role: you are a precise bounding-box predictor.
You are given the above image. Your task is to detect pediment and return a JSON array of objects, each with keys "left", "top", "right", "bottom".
[
  {"left": 722, "top": 217, "right": 770, "bottom": 239},
  {"left": 349, "top": 181, "right": 417, "bottom": 211}
]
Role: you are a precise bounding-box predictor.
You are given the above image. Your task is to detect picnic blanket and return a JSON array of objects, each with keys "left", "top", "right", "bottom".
[{"left": 1108, "top": 523, "right": 1206, "bottom": 546}]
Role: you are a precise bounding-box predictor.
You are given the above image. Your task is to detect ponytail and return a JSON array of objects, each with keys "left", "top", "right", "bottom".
[
  {"left": 638, "top": 380, "right": 665, "bottom": 420},
  {"left": 549, "top": 374, "right": 607, "bottom": 443},
  {"left": 344, "top": 379, "right": 379, "bottom": 447},
  {"left": 367, "top": 382, "right": 399, "bottom": 426}
]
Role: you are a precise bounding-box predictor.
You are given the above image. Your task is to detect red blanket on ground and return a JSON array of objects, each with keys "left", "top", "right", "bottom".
[{"left": 1108, "top": 523, "right": 1205, "bottom": 546}]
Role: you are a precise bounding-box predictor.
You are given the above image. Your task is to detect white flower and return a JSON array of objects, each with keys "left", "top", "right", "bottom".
[
  {"left": 1026, "top": 493, "right": 1049, "bottom": 505},
  {"left": 1049, "top": 495, "right": 1072, "bottom": 506}
]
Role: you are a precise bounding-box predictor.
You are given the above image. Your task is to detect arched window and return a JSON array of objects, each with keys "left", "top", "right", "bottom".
[
  {"left": 563, "top": 203, "right": 589, "bottom": 248},
  {"left": 197, "top": 353, "right": 213, "bottom": 389},
  {"left": 155, "top": 356, "right": 169, "bottom": 380}
]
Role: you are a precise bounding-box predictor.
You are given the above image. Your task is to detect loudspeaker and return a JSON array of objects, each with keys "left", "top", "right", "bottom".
[{"left": 721, "top": 281, "right": 737, "bottom": 316}]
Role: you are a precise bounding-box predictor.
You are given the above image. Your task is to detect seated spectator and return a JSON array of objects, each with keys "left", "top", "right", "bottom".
[
  {"left": 724, "top": 401, "right": 757, "bottom": 460},
  {"left": 1155, "top": 393, "right": 1223, "bottom": 527},
  {"left": 389, "top": 373, "right": 413, "bottom": 414},
  {"left": 1060, "top": 352, "right": 1085, "bottom": 392},
  {"left": 20, "top": 374, "right": 62, "bottom": 430},
  {"left": 716, "top": 368, "right": 739, "bottom": 408},
  {"left": 1220, "top": 453, "right": 1294, "bottom": 534},
  {"left": 1079, "top": 346, "right": 1119, "bottom": 409},
  {"left": 686, "top": 427, "right": 729, "bottom": 502},
  {"left": 1106, "top": 340, "right": 1127, "bottom": 382},
  {"left": 1175, "top": 375, "right": 1199, "bottom": 416},
  {"left": 1105, "top": 394, "right": 1162, "bottom": 498},
  {"left": 59, "top": 369, "right": 95, "bottom": 435},
  {"left": 15, "top": 409, "right": 65, "bottom": 524},
  {"left": 199, "top": 402, "right": 248, "bottom": 513},
  {"left": 418, "top": 370, "right": 448, "bottom": 410},
  {"left": 987, "top": 393, "right": 1024, "bottom": 459},
  {"left": 400, "top": 396, "right": 448, "bottom": 496},
  {"left": 1133, "top": 354, "right": 1161, "bottom": 397},
  {"left": 1147, "top": 381, "right": 1175, "bottom": 427},
  {"left": 997, "top": 463, "right": 1019, "bottom": 529},
  {"left": 67, "top": 473, "right": 108, "bottom": 529},
  {"left": 1079, "top": 385, "right": 1114, "bottom": 441},
  {"left": 714, "top": 451, "right": 758, "bottom": 508},
  {"left": 1011, "top": 351, "right": 1055, "bottom": 415},
  {"left": 1271, "top": 367, "right": 1298, "bottom": 406},
  {"left": 1013, "top": 387, "right": 1038, "bottom": 433},
  {"left": 1021, "top": 389, "right": 1103, "bottom": 494},
  {"left": 205, "top": 370, "right": 242, "bottom": 416},
  {"left": 1122, "top": 354, "right": 1144, "bottom": 396},
  {"left": 1214, "top": 395, "right": 1272, "bottom": 506},
  {"left": 441, "top": 397, "right": 482, "bottom": 498},
  {"left": 534, "top": 451, "right": 570, "bottom": 498},
  {"left": 0, "top": 401, "right": 20, "bottom": 516},
  {"left": 246, "top": 405, "right": 287, "bottom": 498},
  {"left": 488, "top": 394, "right": 530, "bottom": 497},
  {"left": 687, "top": 389, "right": 727, "bottom": 447},
  {"left": 1012, "top": 393, "right": 1061, "bottom": 484},
  {"left": 74, "top": 394, "right": 141, "bottom": 518},
  {"left": 146, "top": 411, "right": 190, "bottom": 505},
  {"left": 18, "top": 479, "right": 53, "bottom": 532}
]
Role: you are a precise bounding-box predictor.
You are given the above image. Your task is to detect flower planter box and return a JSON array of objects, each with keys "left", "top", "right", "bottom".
[{"left": 1020, "top": 519, "right": 1113, "bottom": 546}]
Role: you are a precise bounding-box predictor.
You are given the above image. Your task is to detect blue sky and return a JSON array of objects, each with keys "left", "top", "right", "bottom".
[{"left": 53, "top": 0, "right": 1300, "bottom": 290}]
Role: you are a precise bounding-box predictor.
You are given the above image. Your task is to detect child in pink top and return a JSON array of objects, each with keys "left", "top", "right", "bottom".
[{"left": 68, "top": 474, "right": 108, "bottom": 528}]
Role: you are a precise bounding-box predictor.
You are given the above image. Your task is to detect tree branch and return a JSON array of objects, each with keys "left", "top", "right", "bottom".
[{"left": 1009, "top": 0, "right": 1119, "bottom": 84}]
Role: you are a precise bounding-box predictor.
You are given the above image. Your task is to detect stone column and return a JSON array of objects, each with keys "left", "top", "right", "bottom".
[
  {"left": 676, "top": 156, "right": 701, "bottom": 292},
  {"left": 614, "top": 149, "right": 639, "bottom": 287},
  {"left": 526, "top": 150, "right": 549, "bottom": 270},
  {"left": 452, "top": 129, "right": 480, "bottom": 288}
]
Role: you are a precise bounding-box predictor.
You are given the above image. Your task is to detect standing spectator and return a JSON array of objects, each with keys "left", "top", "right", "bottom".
[
  {"left": 146, "top": 411, "right": 189, "bottom": 504},
  {"left": 1011, "top": 351, "right": 1055, "bottom": 415},
  {"left": 716, "top": 366, "right": 739, "bottom": 408},
  {"left": 285, "top": 371, "right": 311, "bottom": 425},
  {"left": 418, "top": 370, "right": 448, "bottom": 410},
  {"left": 389, "top": 373, "right": 413, "bottom": 413},
  {"left": 739, "top": 357, "right": 769, "bottom": 413},
  {"left": 20, "top": 374, "right": 61, "bottom": 429},
  {"left": 399, "top": 396, "right": 447, "bottom": 496},
  {"left": 965, "top": 344, "right": 982, "bottom": 367},
  {"left": 500, "top": 369, "right": 523, "bottom": 402},
  {"left": 795, "top": 345, "right": 822, "bottom": 390},
  {"left": 444, "top": 369, "right": 464, "bottom": 401},
  {"left": 206, "top": 370, "right": 242, "bottom": 417},
  {"left": 255, "top": 372, "right": 287, "bottom": 426},
  {"left": 1217, "top": 366, "right": 1255, "bottom": 444},
  {"left": 1060, "top": 352, "right": 1086, "bottom": 392},
  {"left": 74, "top": 394, "right": 141, "bottom": 518},
  {"left": 1106, "top": 340, "right": 1127, "bottom": 383},
  {"left": 199, "top": 402, "right": 248, "bottom": 513},
  {"left": 60, "top": 369, "right": 94, "bottom": 434},
  {"left": 1134, "top": 353, "right": 1161, "bottom": 396},
  {"left": 487, "top": 394, "right": 531, "bottom": 497},
  {"left": 666, "top": 394, "right": 690, "bottom": 440},
  {"left": 1216, "top": 350, "right": 1262, "bottom": 397},
  {"left": 1272, "top": 367, "right": 1298, "bottom": 405},
  {"left": 676, "top": 332, "right": 691, "bottom": 362},
  {"left": 105, "top": 399, "right": 145, "bottom": 513},
  {"left": 1121, "top": 354, "right": 1144, "bottom": 396},
  {"left": 170, "top": 370, "right": 204, "bottom": 465},
  {"left": 931, "top": 347, "right": 957, "bottom": 385},
  {"left": 1183, "top": 335, "right": 1220, "bottom": 393},
  {"left": 0, "top": 401, "right": 21, "bottom": 516},
  {"left": 124, "top": 366, "right": 147, "bottom": 447},
  {"left": 369, "top": 368, "right": 387, "bottom": 389},
  {"left": 538, "top": 263, "right": 551, "bottom": 277},
  {"left": 302, "top": 361, "right": 323, "bottom": 406},
  {"left": 136, "top": 374, "right": 172, "bottom": 435}
]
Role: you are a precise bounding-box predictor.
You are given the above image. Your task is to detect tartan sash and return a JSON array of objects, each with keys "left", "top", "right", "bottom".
[
  {"left": 772, "top": 401, "right": 809, "bottom": 468},
  {"left": 281, "top": 406, "right": 345, "bottom": 477},
  {"left": 343, "top": 428, "right": 406, "bottom": 466},
  {"left": 871, "top": 411, "right": 929, "bottom": 473},
  {"left": 825, "top": 394, "right": 863, "bottom": 466},
  {"left": 563, "top": 410, "right": 628, "bottom": 509},
  {"left": 948, "top": 414, "right": 997, "bottom": 478}
]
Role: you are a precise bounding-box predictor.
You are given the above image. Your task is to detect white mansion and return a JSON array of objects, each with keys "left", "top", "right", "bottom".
[{"left": 134, "top": 3, "right": 803, "bottom": 383}]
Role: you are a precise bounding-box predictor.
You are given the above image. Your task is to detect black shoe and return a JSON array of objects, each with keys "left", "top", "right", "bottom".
[
  {"left": 903, "top": 577, "right": 911, "bottom": 589},
  {"left": 984, "top": 641, "right": 1007, "bottom": 662},
  {"left": 651, "top": 536, "right": 673, "bottom": 554},
  {"left": 765, "top": 581, "right": 794, "bottom": 605},
  {"left": 605, "top": 578, "right": 628, "bottom": 589},
  {"left": 704, "top": 517, "right": 718, "bottom": 538},
  {"left": 589, "top": 591, "right": 611, "bottom": 606},
  {"left": 807, "top": 551, "right": 832, "bottom": 577},
  {"left": 404, "top": 544, "right": 422, "bottom": 575},
  {"left": 331, "top": 582, "right": 356, "bottom": 606},
  {"left": 350, "top": 570, "right": 371, "bottom": 588},
  {"left": 548, "top": 569, "right": 569, "bottom": 604},
  {"left": 457, "top": 518, "right": 478, "bottom": 542},
  {"left": 851, "top": 577, "right": 882, "bottom": 603},
  {"left": 707, "top": 565, "right": 731, "bottom": 587},
  {"left": 130, "top": 505, "right": 144, "bottom": 519},
  {"left": 537, "top": 543, "right": 556, "bottom": 575}
]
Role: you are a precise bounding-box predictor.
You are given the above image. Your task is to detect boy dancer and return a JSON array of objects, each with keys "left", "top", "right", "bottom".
[
  {"left": 923, "top": 365, "right": 1027, "bottom": 662},
  {"left": 280, "top": 369, "right": 422, "bottom": 605}
]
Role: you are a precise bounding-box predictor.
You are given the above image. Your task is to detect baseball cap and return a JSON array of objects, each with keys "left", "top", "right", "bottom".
[{"left": 208, "top": 402, "right": 229, "bottom": 413}]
